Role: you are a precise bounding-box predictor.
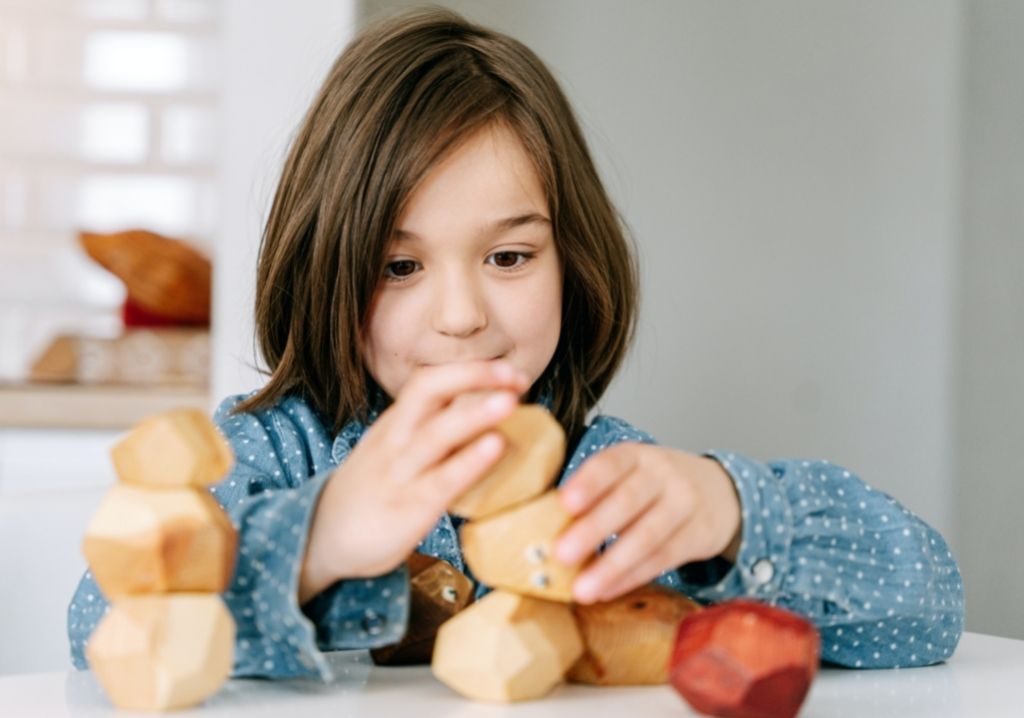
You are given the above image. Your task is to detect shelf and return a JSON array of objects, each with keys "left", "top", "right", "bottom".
[{"left": 0, "top": 382, "right": 209, "bottom": 429}]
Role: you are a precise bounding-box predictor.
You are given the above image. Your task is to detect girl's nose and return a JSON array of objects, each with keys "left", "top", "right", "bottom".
[{"left": 432, "top": 274, "right": 488, "bottom": 338}]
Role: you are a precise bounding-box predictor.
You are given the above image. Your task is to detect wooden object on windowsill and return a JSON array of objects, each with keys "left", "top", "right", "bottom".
[
  {"left": 28, "top": 329, "right": 209, "bottom": 387},
  {"left": 80, "top": 229, "right": 212, "bottom": 327}
]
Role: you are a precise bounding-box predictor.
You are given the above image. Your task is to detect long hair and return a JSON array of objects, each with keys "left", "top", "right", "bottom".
[{"left": 235, "top": 7, "right": 639, "bottom": 447}]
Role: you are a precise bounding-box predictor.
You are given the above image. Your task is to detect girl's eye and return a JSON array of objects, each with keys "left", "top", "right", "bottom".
[
  {"left": 384, "top": 259, "right": 420, "bottom": 280},
  {"left": 487, "top": 251, "right": 533, "bottom": 270}
]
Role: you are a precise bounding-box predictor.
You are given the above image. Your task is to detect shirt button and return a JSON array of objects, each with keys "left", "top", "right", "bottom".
[
  {"left": 751, "top": 559, "right": 775, "bottom": 586},
  {"left": 361, "top": 612, "right": 386, "bottom": 635}
]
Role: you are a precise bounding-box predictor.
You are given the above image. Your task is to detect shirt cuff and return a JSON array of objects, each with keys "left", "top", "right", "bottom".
[
  {"left": 302, "top": 564, "right": 410, "bottom": 651},
  {"left": 225, "top": 468, "right": 412, "bottom": 679},
  {"left": 674, "top": 451, "right": 794, "bottom": 604}
]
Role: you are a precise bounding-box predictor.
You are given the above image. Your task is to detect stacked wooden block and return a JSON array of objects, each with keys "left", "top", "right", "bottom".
[
  {"left": 81, "top": 409, "right": 238, "bottom": 711},
  {"left": 430, "top": 405, "right": 702, "bottom": 702}
]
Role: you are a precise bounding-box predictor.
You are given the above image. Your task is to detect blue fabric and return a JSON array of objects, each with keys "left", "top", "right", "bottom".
[{"left": 68, "top": 393, "right": 964, "bottom": 679}]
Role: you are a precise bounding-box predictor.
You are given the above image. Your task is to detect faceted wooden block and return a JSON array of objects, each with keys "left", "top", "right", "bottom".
[
  {"left": 112, "top": 408, "right": 233, "bottom": 488},
  {"left": 371, "top": 553, "right": 475, "bottom": 665},
  {"left": 568, "top": 583, "right": 703, "bottom": 685},
  {"left": 83, "top": 484, "right": 237, "bottom": 599},
  {"left": 432, "top": 589, "right": 583, "bottom": 703},
  {"left": 669, "top": 599, "right": 820, "bottom": 718},
  {"left": 461, "top": 490, "right": 581, "bottom": 602},
  {"left": 450, "top": 404, "right": 565, "bottom": 519},
  {"left": 87, "top": 594, "right": 234, "bottom": 711}
]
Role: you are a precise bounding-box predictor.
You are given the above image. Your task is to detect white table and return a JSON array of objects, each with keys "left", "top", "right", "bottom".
[{"left": 0, "top": 632, "right": 1019, "bottom": 717}]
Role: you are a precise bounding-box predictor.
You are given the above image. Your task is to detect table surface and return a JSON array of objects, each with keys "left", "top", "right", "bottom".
[{"left": 0, "top": 631, "right": 1019, "bottom": 717}]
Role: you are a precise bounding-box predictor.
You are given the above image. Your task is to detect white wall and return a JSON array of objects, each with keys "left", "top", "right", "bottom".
[
  {"left": 212, "top": 0, "right": 359, "bottom": 403},
  {"left": 954, "top": 0, "right": 1024, "bottom": 640}
]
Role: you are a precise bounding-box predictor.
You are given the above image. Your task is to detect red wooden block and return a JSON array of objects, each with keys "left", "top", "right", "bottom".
[{"left": 669, "top": 599, "right": 820, "bottom": 718}]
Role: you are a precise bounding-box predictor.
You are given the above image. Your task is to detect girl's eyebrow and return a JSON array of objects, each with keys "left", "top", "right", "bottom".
[{"left": 393, "top": 212, "right": 551, "bottom": 242}]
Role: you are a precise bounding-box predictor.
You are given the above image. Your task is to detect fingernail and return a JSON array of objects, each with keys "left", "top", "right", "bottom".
[
  {"left": 574, "top": 575, "right": 600, "bottom": 603},
  {"left": 485, "top": 392, "right": 515, "bottom": 413},
  {"left": 555, "top": 539, "right": 578, "bottom": 566},
  {"left": 477, "top": 433, "right": 503, "bottom": 455}
]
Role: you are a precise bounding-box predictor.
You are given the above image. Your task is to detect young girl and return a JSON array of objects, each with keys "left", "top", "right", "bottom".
[{"left": 68, "top": 8, "right": 963, "bottom": 680}]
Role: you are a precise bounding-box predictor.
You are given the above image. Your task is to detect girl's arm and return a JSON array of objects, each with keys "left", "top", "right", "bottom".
[{"left": 664, "top": 452, "right": 965, "bottom": 668}]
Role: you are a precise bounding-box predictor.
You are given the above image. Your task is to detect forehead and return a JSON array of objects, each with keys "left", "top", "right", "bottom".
[{"left": 395, "top": 122, "right": 548, "bottom": 239}]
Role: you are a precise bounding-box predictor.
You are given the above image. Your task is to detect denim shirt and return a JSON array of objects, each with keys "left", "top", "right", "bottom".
[{"left": 68, "top": 393, "right": 964, "bottom": 680}]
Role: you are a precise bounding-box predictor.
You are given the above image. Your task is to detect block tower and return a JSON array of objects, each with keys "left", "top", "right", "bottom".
[
  {"left": 81, "top": 408, "right": 238, "bottom": 711},
  {"left": 431, "top": 405, "right": 701, "bottom": 701}
]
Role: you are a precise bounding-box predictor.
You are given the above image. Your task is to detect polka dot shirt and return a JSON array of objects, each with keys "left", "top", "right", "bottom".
[{"left": 67, "top": 393, "right": 964, "bottom": 680}]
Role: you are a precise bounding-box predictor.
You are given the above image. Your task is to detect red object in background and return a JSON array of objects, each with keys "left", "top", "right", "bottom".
[
  {"left": 122, "top": 298, "right": 207, "bottom": 328},
  {"left": 669, "top": 599, "right": 820, "bottom": 718}
]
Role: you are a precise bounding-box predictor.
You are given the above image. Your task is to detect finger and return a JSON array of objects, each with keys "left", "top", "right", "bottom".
[
  {"left": 559, "top": 443, "right": 640, "bottom": 516},
  {"left": 414, "top": 431, "right": 507, "bottom": 513},
  {"left": 555, "top": 467, "right": 657, "bottom": 567},
  {"left": 571, "top": 505, "right": 684, "bottom": 603},
  {"left": 400, "top": 389, "right": 519, "bottom": 474},
  {"left": 592, "top": 530, "right": 692, "bottom": 603},
  {"left": 390, "top": 361, "right": 530, "bottom": 434}
]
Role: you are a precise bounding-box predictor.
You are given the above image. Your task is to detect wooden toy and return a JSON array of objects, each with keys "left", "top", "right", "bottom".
[
  {"left": 669, "top": 599, "right": 820, "bottom": 718},
  {"left": 449, "top": 404, "right": 565, "bottom": 519},
  {"left": 80, "top": 229, "right": 212, "bottom": 326},
  {"left": 431, "top": 589, "right": 583, "bottom": 703},
  {"left": 82, "top": 484, "right": 237, "bottom": 599},
  {"left": 82, "top": 408, "right": 237, "bottom": 711},
  {"left": 86, "top": 594, "right": 234, "bottom": 711},
  {"left": 111, "top": 407, "right": 233, "bottom": 488},
  {"left": 567, "top": 583, "right": 702, "bottom": 685},
  {"left": 461, "top": 489, "right": 581, "bottom": 602},
  {"left": 371, "top": 553, "right": 475, "bottom": 665}
]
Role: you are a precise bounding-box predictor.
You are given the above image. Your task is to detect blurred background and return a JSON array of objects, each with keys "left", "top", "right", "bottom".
[{"left": 0, "top": 0, "right": 1020, "bottom": 674}]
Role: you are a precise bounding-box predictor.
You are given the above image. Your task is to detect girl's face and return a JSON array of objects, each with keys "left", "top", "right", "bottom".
[{"left": 364, "top": 122, "right": 562, "bottom": 398}]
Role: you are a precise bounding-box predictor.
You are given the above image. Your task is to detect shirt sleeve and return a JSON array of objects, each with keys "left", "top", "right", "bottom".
[
  {"left": 67, "top": 396, "right": 410, "bottom": 681},
  {"left": 672, "top": 451, "right": 965, "bottom": 669}
]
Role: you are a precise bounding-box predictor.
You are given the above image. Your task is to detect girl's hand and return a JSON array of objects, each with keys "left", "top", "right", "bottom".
[
  {"left": 554, "top": 444, "right": 743, "bottom": 604},
  {"left": 299, "top": 360, "right": 529, "bottom": 604}
]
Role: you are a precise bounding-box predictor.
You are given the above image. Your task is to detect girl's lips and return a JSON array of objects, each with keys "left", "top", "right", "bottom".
[{"left": 419, "top": 354, "right": 507, "bottom": 367}]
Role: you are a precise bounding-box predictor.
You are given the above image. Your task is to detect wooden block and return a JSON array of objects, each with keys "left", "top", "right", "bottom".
[
  {"left": 86, "top": 594, "right": 234, "bottom": 711},
  {"left": 432, "top": 589, "right": 583, "bottom": 702},
  {"left": 461, "top": 490, "right": 581, "bottom": 602},
  {"left": 567, "top": 583, "right": 702, "bottom": 685},
  {"left": 83, "top": 484, "right": 237, "bottom": 599},
  {"left": 450, "top": 404, "right": 566, "bottom": 519},
  {"left": 112, "top": 408, "right": 233, "bottom": 488},
  {"left": 371, "top": 553, "right": 475, "bottom": 665},
  {"left": 669, "top": 599, "right": 820, "bottom": 718}
]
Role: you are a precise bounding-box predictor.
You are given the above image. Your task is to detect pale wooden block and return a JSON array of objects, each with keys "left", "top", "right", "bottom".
[
  {"left": 450, "top": 404, "right": 565, "bottom": 519},
  {"left": 111, "top": 407, "right": 233, "bottom": 487},
  {"left": 461, "top": 490, "right": 582, "bottom": 602},
  {"left": 567, "top": 583, "right": 703, "bottom": 685},
  {"left": 83, "top": 484, "right": 237, "bottom": 599},
  {"left": 432, "top": 589, "right": 583, "bottom": 702},
  {"left": 86, "top": 594, "right": 234, "bottom": 711}
]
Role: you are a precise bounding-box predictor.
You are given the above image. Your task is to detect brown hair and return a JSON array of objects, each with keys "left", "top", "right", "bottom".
[{"left": 235, "top": 6, "right": 639, "bottom": 447}]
